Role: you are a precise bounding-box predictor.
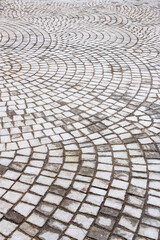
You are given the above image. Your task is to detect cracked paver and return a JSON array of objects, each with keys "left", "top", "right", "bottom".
[{"left": 0, "top": 0, "right": 160, "bottom": 239}]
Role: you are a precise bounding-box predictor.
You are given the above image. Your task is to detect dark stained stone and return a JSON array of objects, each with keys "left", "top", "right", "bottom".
[
  {"left": 100, "top": 207, "right": 119, "bottom": 217},
  {"left": 50, "top": 186, "right": 67, "bottom": 196},
  {"left": 88, "top": 226, "right": 110, "bottom": 240},
  {"left": 10, "top": 163, "right": 26, "bottom": 171},
  {"left": 0, "top": 165, "right": 7, "bottom": 175},
  {"left": 128, "top": 185, "right": 146, "bottom": 198},
  {"left": 79, "top": 167, "right": 94, "bottom": 177},
  {"left": 6, "top": 210, "right": 24, "bottom": 224}
]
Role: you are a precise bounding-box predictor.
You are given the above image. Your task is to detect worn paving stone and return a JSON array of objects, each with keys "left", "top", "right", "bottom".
[
  {"left": 5, "top": 210, "right": 24, "bottom": 224},
  {"left": 0, "top": 0, "right": 160, "bottom": 239}
]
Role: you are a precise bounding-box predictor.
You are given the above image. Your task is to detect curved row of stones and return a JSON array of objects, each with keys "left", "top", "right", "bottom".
[{"left": 0, "top": 0, "right": 160, "bottom": 239}]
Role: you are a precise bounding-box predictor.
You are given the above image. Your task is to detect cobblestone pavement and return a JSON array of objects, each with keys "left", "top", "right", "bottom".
[{"left": 0, "top": 0, "right": 160, "bottom": 239}]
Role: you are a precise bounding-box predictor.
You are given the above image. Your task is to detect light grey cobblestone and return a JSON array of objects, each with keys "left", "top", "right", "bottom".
[{"left": 0, "top": 0, "right": 160, "bottom": 239}]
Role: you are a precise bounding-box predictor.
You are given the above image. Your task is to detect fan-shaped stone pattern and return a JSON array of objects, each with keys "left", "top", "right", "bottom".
[{"left": 0, "top": 0, "right": 160, "bottom": 240}]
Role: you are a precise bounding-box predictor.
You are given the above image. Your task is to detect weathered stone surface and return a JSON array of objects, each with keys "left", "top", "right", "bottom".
[
  {"left": 0, "top": 0, "right": 160, "bottom": 239},
  {"left": 5, "top": 210, "right": 24, "bottom": 224},
  {"left": 88, "top": 226, "right": 110, "bottom": 240}
]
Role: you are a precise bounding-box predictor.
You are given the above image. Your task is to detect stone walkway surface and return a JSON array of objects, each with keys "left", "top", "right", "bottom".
[{"left": 0, "top": 0, "right": 160, "bottom": 239}]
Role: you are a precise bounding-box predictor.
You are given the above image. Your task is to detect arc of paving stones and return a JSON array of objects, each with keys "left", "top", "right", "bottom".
[{"left": 0, "top": 0, "right": 160, "bottom": 239}]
